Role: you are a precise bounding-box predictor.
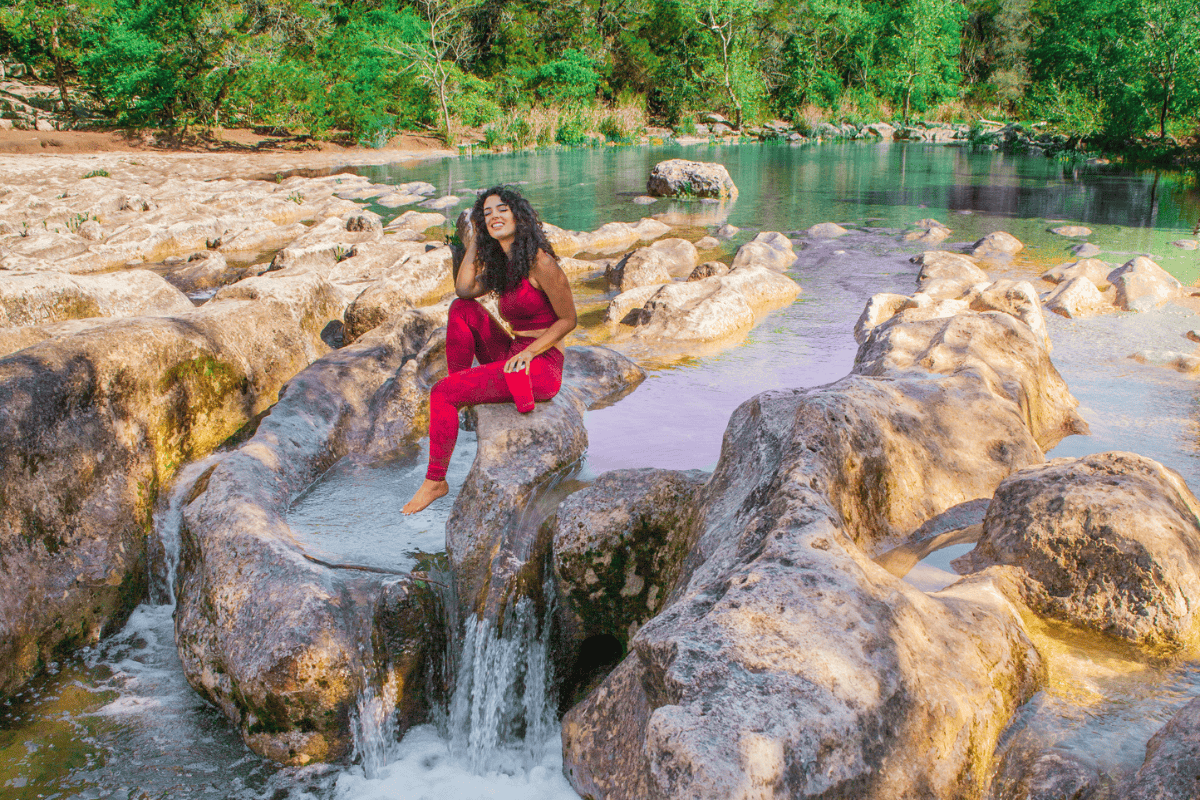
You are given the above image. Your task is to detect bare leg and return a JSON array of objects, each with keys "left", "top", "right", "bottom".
[{"left": 402, "top": 479, "right": 449, "bottom": 515}]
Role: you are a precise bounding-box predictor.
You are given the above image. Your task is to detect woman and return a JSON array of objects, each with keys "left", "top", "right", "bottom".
[{"left": 402, "top": 186, "right": 577, "bottom": 514}]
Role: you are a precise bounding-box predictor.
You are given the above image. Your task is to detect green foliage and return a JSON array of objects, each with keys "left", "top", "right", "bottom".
[
  {"left": 533, "top": 49, "right": 599, "bottom": 105},
  {"left": 555, "top": 111, "right": 591, "bottom": 146},
  {"left": 81, "top": 169, "right": 108, "bottom": 178}
]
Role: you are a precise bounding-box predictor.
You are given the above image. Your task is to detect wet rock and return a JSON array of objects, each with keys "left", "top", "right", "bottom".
[
  {"left": 384, "top": 210, "right": 446, "bottom": 234},
  {"left": 447, "top": 347, "right": 646, "bottom": 618},
  {"left": 694, "top": 236, "right": 720, "bottom": 250},
  {"left": 905, "top": 218, "right": 951, "bottom": 244},
  {"left": 1041, "top": 258, "right": 1113, "bottom": 290},
  {"left": 605, "top": 285, "right": 664, "bottom": 325},
  {"left": 627, "top": 266, "right": 800, "bottom": 342},
  {"left": 1073, "top": 242, "right": 1102, "bottom": 257},
  {"left": 1044, "top": 276, "right": 1111, "bottom": 319},
  {"left": 1050, "top": 225, "right": 1092, "bottom": 237},
  {"left": 563, "top": 361, "right": 1053, "bottom": 798},
  {"left": 1109, "top": 256, "right": 1182, "bottom": 312},
  {"left": 716, "top": 223, "right": 739, "bottom": 238},
  {"left": 1123, "top": 696, "right": 1200, "bottom": 799},
  {"left": 646, "top": 159, "right": 738, "bottom": 200},
  {"left": 807, "top": 221, "right": 849, "bottom": 238},
  {"left": 914, "top": 250, "right": 989, "bottom": 287},
  {"left": 990, "top": 746, "right": 1103, "bottom": 800},
  {"left": 0, "top": 270, "right": 194, "bottom": 327},
  {"left": 972, "top": 231, "right": 1024, "bottom": 258},
  {"left": 176, "top": 310, "right": 447, "bottom": 765},
  {"left": 1130, "top": 349, "right": 1200, "bottom": 374},
  {"left": 688, "top": 261, "right": 729, "bottom": 281},
  {"left": 959, "top": 452, "right": 1200, "bottom": 651},
  {"left": 552, "top": 468, "right": 708, "bottom": 684},
  {"left": 731, "top": 231, "right": 797, "bottom": 271},
  {"left": 633, "top": 196, "right": 657, "bottom": 205},
  {"left": 1171, "top": 240, "right": 1199, "bottom": 250},
  {"left": 971, "top": 279, "right": 1051, "bottom": 352},
  {"left": 647, "top": 238, "right": 699, "bottom": 276},
  {"left": 605, "top": 248, "right": 673, "bottom": 291},
  {"left": 0, "top": 291, "right": 339, "bottom": 698}
]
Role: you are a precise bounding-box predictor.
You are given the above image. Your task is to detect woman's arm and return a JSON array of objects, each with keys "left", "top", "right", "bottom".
[
  {"left": 455, "top": 234, "right": 490, "bottom": 299},
  {"left": 503, "top": 250, "right": 577, "bottom": 373}
]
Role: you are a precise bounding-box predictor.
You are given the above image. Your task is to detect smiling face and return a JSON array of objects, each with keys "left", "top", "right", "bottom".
[{"left": 482, "top": 194, "right": 517, "bottom": 246}]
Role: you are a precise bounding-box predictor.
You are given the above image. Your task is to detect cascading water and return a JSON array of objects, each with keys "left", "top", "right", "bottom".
[{"left": 149, "top": 454, "right": 223, "bottom": 605}]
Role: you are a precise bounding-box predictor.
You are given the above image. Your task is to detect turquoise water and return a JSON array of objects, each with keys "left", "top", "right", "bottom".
[{"left": 4, "top": 142, "right": 1200, "bottom": 799}]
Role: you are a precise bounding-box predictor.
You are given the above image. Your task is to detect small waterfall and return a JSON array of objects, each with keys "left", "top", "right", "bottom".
[
  {"left": 447, "top": 586, "right": 558, "bottom": 774},
  {"left": 351, "top": 679, "right": 400, "bottom": 779},
  {"left": 150, "top": 455, "right": 223, "bottom": 605}
]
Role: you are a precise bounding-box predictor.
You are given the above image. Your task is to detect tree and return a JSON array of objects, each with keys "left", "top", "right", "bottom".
[
  {"left": 881, "top": 0, "right": 964, "bottom": 123},
  {"left": 374, "top": 0, "right": 482, "bottom": 144},
  {"left": 765, "top": 0, "right": 869, "bottom": 112},
  {"left": 690, "top": 0, "right": 762, "bottom": 128},
  {"left": 0, "top": 0, "right": 110, "bottom": 116},
  {"left": 1130, "top": 0, "right": 1200, "bottom": 138}
]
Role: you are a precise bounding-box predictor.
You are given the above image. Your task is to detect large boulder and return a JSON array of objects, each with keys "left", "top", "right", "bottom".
[
  {"left": 647, "top": 238, "right": 700, "bottom": 276},
  {"left": 957, "top": 452, "right": 1200, "bottom": 652},
  {"left": 343, "top": 280, "right": 414, "bottom": 344},
  {"left": 0, "top": 270, "right": 194, "bottom": 326},
  {"left": 970, "top": 279, "right": 1051, "bottom": 353},
  {"left": 0, "top": 289, "right": 339, "bottom": 698},
  {"left": 605, "top": 248, "right": 674, "bottom": 291},
  {"left": 646, "top": 159, "right": 738, "bottom": 200},
  {"left": 1109, "top": 256, "right": 1182, "bottom": 312},
  {"left": 1123, "top": 696, "right": 1200, "bottom": 799},
  {"left": 562, "top": 366, "right": 1054, "bottom": 798},
  {"left": 730, "top": 231, "right": 797, "bottom": 271},
  {"left": 175, "top": 310, "right": 448, "bottom": 765},
  {"left": 447, "top": 347, "right": 647, "bottom": 619},
  {"left": 914, "top": 250, "right": 989, "bottom": 287}
]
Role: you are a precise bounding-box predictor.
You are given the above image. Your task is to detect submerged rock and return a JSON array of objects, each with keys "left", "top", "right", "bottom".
[
  {"left": 1124, "top": 696, "right": 1200, "bottom": 799},
  {"left": 0, "top": 289, "right": 339, "bottom": 698},
  {"left": 646, "top": 159, "right": 738, "bottom": 200},
  {"left": 958, "top": 452, "right": 1200, "bottom": 652},
  {"left": 447, "top": 347, "right": 646, "bottom": 619},
  {"left": 176, "top": 309, "right": 447, "bottom": 765}
]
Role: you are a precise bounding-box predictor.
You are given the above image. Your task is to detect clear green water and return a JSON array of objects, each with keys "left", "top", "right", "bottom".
[{"left": 4, "top": 142, "right": 1200, "bottom": 799}]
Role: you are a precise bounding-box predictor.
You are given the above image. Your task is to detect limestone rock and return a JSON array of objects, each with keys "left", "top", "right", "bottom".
[
  {"left": 1050, "top": 225, "right": 1092, "bottom": 237},
  {"left": 647, "top": 238, "right": 699, "bottom": 276},
  {"left": 447, "top": 347, "right": 646, "bottom": 617},
  {"left": 605, "top": 248, "right": 673, "bottom": 291},
  {"left": 1123, "top": 696, "right": 1200, "bottom": 799},
  {"left": 163, "top": 251, "right": 245, "bottom": 295},
  {"left": 807, "top": 221, "right": 849, "bottom": 238},
  {"left": 959, "top": 452, "right": 1200, "bottom": 650},
  {"left": 1044, "top": 276, "right": 1111, "bottom": 319},
  {"left": 0, "top": 291, "right": 338, "bottom": 698},
  {"left": 646, "top": 159, "right": 738, "bottom": 200},
  {"left": 1109, "top": 256, "right": 1181, "bottom": 312},
  {"left": 384, "top": 210, "right": 446, "bottom": 234},
  {"left": 972, "top": 231, "right": 1024, "bottom": 258},
  {"left": 731, "top": 231, "right": 797, "bottom": 271},
  {"left": 905, "top": 218, "right": 951, "bottom": 244},
  {"left": 626, "top": 266, "right": 800, "bottom": 342},
  {"left": 971, "top": 279, "right": 1051, "bottom": 352},
  {"left": 343, "top": 280, "right": 415, "bottom": 344},
  {"left": 1041, "top": 258, "right": 1113, "bottom": 289},
  {"left": 0, "top": 270, "right": 194, "bottom": 327},
  {"left": 605, "top": 285, "right": 665, "bottom": 325},
  {"left": 694, "top": 236, "right": 720, "bottom": 250},
  {"left": 1171, "top": 240, "right": 1199, "bottom": 250},
  {"left": 914, "top": 250, "right": 989, "bottom": 287},
  {"left": 854, "top": 292, "right": 915, "bottom": 344},
  {"left": 576, "top": 218, "right": 672, "bottom": 254},
  {"left": 175, "top": 310, "right": 447, "bottom": 765},
  {"left": 864, "top": 121, "right": 897, "bottom": 138},
  {"left": 716, "top": 223, "right": 739, "bottom": 238},
  {"left": 1073, "top": 242, "right": 1102, "bottom": 257}
]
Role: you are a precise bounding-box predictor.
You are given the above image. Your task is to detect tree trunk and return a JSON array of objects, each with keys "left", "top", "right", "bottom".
[{"left": 50, "top": 25, "right": 71, "bottom": 119}]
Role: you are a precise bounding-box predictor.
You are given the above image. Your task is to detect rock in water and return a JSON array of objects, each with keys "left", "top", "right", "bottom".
[
  {"left": 1041, "top": 258, "right": 1113, "bottom": 289},
  {"left": 1123, "top": 696, "right": 1200, "bottom": 799},
  {"left": 972, "top": 231, "right": 1024, "bottom": 258},
  {"left": 731, "top": 231, "right": 797, "bottom": 271},
  {"left": 1109, "top": 256, "right": 1182, "bottom": 312},
  {"left": 447, "top": 347, "right": 647, "bottom": 619},
  {"left": 646, "top": 159, "right": 738, "bottom": 200},
  {"left": 958, "top": 452, "right": 1200, "bottom": 651},
  {"left": 1050, "top": 225, "right": 1092, "bottom": 237},
  {"left": 1044, "top": 275, "right": 1111, "bottom": 319}
]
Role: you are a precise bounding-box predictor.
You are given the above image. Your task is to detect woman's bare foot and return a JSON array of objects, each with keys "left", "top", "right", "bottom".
[{"left": 402, "top": 479, "right": 449, "bottom": 515}]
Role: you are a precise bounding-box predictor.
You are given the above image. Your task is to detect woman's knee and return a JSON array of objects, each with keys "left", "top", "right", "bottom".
[{"left": 449, "top": 297, "right": 483, "bottom": 323}]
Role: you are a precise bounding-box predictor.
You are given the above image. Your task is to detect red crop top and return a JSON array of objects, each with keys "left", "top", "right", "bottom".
[{"left": 498, "top": 277, "right": 559, "bottom": 331}]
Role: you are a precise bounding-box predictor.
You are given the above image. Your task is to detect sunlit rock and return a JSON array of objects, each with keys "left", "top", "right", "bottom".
[
  {"left": 1050, "top": 225, "right": 1092, "bottom": 237},
  {"left": 604, "top": 248, "right": 673, "bottom": 291},
  {"left": 694, "top": 235, "right": 720, "bottom": 249},
  {"left": 914, "top": 250, "right": 989, "bottom": 287},
  {"left": 904, "top": 218, "right": 951, "bottom": 244},
  {"left": 806, "top": 221, "right": 849, "bottom": 238},
  {"left": 1041, "top": 258, "right": 1113, "bottom": 289},
  {"left": 647, "top": 238, "right": 699, "bottom": 276},
  {"left": 1073, "top": 242, "right": 1102, "bottom": 257},
  {"left": 1171, "top": 239, "right": 1199, "bottom": 250},
  {"left": 958, "top": 452, "right": 1200, "bottom": 652},
  {"left": 1044, "top": 275, "right": 1111, "bottom": 319},
  {"left": 163, "top": 251, "right": 247, "bottom": 295},
  {"left": 1109, "top": 256, "right": 1181, "bottom": 312},
  {"left": 0, "top": 290, "right": 339, "bottom": 698},
  {"left": 646, "top": 159, "right": 738, "bottom": 200},
  {"left": 577, "top": 218, "right": 672, "bottom": 254},
  {"left": 447, "top": 347, "right": 646, "bottom": 618},
  {"left": 0, "top": 269, "right": 193, "bottom": 327},
  {"left": 175, "top": 310, "right": 447, "bottom": 765},
  {"left": 731, "top": 231, "right": 797, "bottom": 271},
  {"left": 688, "top": 261, "right": 729, "bottom": 281},
  {"left": 972, "top": 230, "right": 1024, "bottom": 258},
  {"left": 853, "top": 292, "right": 915, "bottom": 344},
  {"left": 383, "top": 210, "right": 446, "bottom": 234},
  {"left": 971, "top": 279, "right": 1051, "bottom": 352}
]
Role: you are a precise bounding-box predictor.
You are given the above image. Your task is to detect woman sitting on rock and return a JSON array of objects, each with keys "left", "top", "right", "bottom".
[{"left": 402, "top": 185, "right": 578, "bottom": 514}]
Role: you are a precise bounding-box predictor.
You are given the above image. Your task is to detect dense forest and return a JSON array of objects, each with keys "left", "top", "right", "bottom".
[{"left": 1, "top": 0, "right": 1198, "bottom": 149}]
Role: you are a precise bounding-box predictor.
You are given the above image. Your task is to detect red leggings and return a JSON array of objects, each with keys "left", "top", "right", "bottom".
[{"left": 426, "top": 298, "right": 564, "bottom": 481}]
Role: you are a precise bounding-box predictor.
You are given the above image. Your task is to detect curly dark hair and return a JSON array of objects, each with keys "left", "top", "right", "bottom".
[{"left": 470, "top": 185, "right": 558, "bottom": 294}]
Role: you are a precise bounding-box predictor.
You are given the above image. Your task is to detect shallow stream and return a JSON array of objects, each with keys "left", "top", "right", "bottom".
[{"left": 3, "top": 141, "right": 1200, "bottom": 798}]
